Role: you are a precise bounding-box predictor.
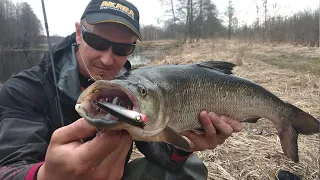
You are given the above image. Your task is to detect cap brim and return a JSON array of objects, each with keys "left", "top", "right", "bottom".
[{"left": 85, "top": 13, "right": 142, "bottom": 41}]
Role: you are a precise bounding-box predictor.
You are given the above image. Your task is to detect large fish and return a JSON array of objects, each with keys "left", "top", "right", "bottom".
[{"left": 75, "top": 61, "right": 320, "bottom": 163}]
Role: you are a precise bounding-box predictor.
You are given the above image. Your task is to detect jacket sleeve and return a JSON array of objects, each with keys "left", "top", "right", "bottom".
[
  {"left": 0, "top": 68, "right": 52, "bottom": 180},
  {"left": 135, "top": 141, "right": 193, "bottom": 171}
]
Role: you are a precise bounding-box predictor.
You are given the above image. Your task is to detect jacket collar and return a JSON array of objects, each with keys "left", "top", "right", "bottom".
[
  {"left": 56, "top": 43, "right": 82, "bottom": 102},
  {"left": 39, "top": 32, "right": 77, "bottom": 73}
]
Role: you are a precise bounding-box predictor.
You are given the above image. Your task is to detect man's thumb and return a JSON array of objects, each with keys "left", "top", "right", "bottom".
[{"left": 50, "top": 118, "right": 98, "bottom": 145}]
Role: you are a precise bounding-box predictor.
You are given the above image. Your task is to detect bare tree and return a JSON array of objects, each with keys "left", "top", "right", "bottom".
[
  {"left": 202, "top": 0, "right": 224, "bottom": 38},
  {"left": 0, "top": 0, "right": 42, "bottom": 49},
  {"left": 318, "top": 4, "right": 320, "bottom": 47},
  {"left": 253, "top": 0, "right": 260, "bottom": 28},
  {"left": 159, "top": 0, "right": 178, "bottom": 38},
  {"left": 197, "top": 0, "right": 203, "bottom": 41},
  {"left": 225, "top": 0, "right": 235, "bottom": 40},
  {"left": 141, "top": 25, "right": 165, "bottom": 41},
  {"left": 263, "top": 0, "right": 267, "bottom": 29},
  {"left": 151, "top": 0, "right": 318, "bottom": 47}
]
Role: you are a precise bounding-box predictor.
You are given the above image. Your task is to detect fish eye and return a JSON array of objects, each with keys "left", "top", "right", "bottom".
[{"left": 138, "top": 85, "right": 147, "bottom": 97}]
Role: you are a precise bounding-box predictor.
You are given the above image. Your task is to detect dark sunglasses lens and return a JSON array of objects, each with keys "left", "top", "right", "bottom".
[
  {"left": 83, "top": 32, "right": 110, "bottom": 51},
  {"left": 82, "top": 29, "right": 135, "bottom": 56},
  {"left": 113, "top": 44, "right": 135, "bottom": 56}
]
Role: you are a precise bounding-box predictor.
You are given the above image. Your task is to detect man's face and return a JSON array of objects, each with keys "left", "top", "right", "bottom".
[{"left": 75, "top": 21, "right": 137, "bottom": 80}]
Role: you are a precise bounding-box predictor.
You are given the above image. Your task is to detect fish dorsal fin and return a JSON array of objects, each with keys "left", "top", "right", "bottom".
[
  {"left": 160, "top": 126, "right": 191, "bottom": 151},
  {"left": 197, "top": 60, "right": 236, "bottom": 75}
]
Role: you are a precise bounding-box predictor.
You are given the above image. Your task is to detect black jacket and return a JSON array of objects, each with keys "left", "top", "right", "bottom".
[{"left": 0, "top": 33, "right": 191, "bottom": 179}]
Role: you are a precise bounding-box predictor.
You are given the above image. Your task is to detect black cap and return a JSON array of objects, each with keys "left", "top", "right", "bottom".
[{"left": 81, "top": 0, "right": 141, "bottom": 40}]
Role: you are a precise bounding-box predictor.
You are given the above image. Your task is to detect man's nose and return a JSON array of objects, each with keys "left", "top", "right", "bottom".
[{"left": 100, "top": 47, "right": 114, "bottom": 66}]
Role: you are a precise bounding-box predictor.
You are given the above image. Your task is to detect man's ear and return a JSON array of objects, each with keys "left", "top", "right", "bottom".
[{"left": 75, "top": 22, "right": 82, "bottom": 45}]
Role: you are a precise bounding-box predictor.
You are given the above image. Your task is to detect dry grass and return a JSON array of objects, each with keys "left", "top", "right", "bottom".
[{"left": 132, "top": 38, "right": 320, "bottom": 180}]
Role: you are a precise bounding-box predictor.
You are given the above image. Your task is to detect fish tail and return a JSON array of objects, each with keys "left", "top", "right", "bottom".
[
  {"left": 289, "top": 103, "right": 320, "bottom": 134},
  {"left": 278, "top": 103, "right": 320, "bottom": 163}
]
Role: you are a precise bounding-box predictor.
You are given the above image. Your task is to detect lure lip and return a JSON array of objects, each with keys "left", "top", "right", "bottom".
[{"left": 93, "top": 100, "right": 147, "bottom": 129}]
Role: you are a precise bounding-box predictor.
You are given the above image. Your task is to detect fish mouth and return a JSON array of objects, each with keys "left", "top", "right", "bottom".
[{"left": 78, "top": 82, "right": 141, "bottom": 125}]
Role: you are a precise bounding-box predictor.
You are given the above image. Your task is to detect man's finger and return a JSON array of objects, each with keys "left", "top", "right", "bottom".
[
  {"left": 221, "top": 117, "right": 243, "bottom": 132},
  {"left": 199, "top": 111, "right": 216, "bottom": 136},
  {"left": 76, "top": 130, "right": 123, "bottom": 167},
  {"left": 210, "top": 114, "right": 233, "bottom": 137},
  {"left": 181, "top": 135, "right": 197, "bottom": 152},
  {"left": 230, "top": 122, "right": 243, "bottom": 132},
  {"left": 183, "top": 132, "right": 216, "bottom": 151},
  {"left": 93, "top": 131, "right": 132, "bottom": 179},
  {"left": 51, "top": 118, "right": 97, "bottom": 145}
]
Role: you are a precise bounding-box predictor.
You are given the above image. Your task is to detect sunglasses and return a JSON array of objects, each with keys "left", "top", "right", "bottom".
[{"left": 81, "top": 25, "right": 136, "bottom": 56}]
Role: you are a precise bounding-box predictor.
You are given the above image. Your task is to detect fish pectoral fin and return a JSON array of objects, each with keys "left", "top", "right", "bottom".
[
  {"left": 160, "top": 126, "right": 191, "bottom": 151},
  {"left": 197, "top": 61, "right": 236, "bottom": 75},
  {"left": 242, "top": 117, "right": 261, "bottom": 123}
]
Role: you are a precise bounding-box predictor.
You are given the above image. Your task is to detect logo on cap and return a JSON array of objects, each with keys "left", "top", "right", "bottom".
[{"left": 100, "top": 1, "right": 135, "bottom": 20}]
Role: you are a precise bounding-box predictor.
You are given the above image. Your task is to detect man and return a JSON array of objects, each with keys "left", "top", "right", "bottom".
[{"left": 0, "top": 0, "right": 243, "bottom": 179}]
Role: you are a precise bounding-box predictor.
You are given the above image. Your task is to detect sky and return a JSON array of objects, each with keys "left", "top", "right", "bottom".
[{"left": 12, "top": 0, "right": 319, "bottom": 37}]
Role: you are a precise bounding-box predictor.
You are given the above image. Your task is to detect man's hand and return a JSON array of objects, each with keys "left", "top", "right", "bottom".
[
  {"left": 181, "top": 111, "right": 243, "bottom": 152},
  {"left": 37, "top": 118, "right": 132, "bottom": 180}
]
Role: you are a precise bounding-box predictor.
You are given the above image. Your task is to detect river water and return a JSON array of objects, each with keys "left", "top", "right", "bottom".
[{"left": 0, "top": 46, "right": 151, "bottom": 83}]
